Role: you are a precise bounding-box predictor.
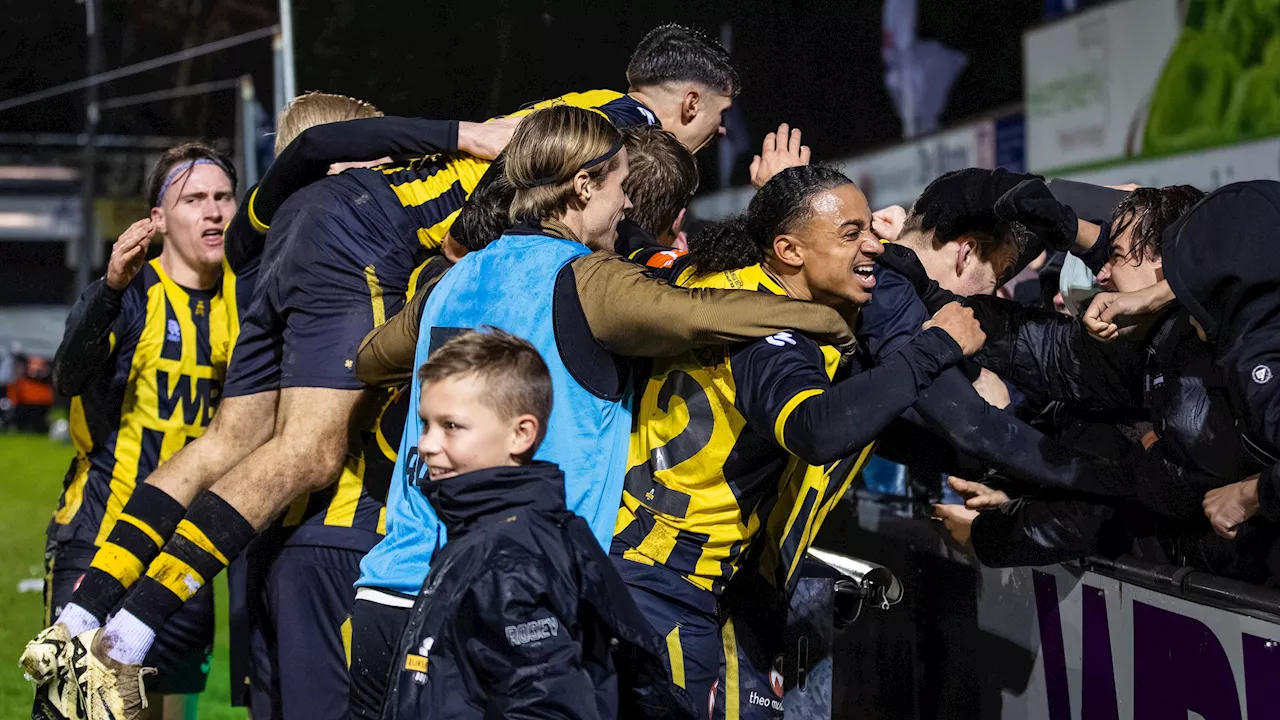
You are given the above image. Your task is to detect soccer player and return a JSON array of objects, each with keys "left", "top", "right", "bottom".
[
  {"left": 612, "top": 166, "right": 984, "bottom": 712},
  {"left": 346, "top": 115, "right": 852, "bottom": 719},
  {"left": 30, "top": 143, "right": 237, "bottom": 720}
]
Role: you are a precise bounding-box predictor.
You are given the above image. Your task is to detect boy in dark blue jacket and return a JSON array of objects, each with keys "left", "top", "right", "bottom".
[{"left": 382, "top": 328, "right": 692, "bottom": 720}]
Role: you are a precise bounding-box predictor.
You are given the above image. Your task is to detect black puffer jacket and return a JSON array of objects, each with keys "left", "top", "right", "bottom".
[
  {"left": 1164, "top": 180, "right": 1280, "bottom": 520},
  {"left": 383, "top": 462, "right": 695, "bottom": 720}
]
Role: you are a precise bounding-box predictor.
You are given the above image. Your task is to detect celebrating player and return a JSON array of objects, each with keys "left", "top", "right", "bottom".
[{"left": 30, "top": 144, "right": 237, "bottom": 720}]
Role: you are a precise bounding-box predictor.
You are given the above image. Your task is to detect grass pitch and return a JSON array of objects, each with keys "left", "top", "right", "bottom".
[{"left": 0, "top": 433, "right": 246, "bottom": 719}]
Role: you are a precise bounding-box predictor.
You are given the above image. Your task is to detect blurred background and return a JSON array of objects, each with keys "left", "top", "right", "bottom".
[{"left": 4, "top": 0, "right": 1280, "bottom": 716}]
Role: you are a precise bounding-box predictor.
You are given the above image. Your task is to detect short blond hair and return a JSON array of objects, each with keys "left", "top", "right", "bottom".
[
  {"left": 505, "top": 106, "right": 622, "bottom": 225},
  {"left": 274, "top": 91, "right": 382, "bottom": 156}
]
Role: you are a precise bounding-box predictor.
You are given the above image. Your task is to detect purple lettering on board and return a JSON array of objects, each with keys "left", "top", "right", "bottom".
[
  {"left": 1243, "top": 633, "right": 1280, "bottom": 720},
  {"left": 1081, "top": 585, "right": 1119, "bottom": 720},
  {"left": 1132, "top": 601, "right": 1241, "bottom": 720},
  {"left": 1032, "top": 570, "right": 1072, "bottom": 720}
]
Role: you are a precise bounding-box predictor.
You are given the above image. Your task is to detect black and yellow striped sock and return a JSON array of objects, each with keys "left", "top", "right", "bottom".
[
  {"left": 118, "top": 492, "right": 256, "bottom": 632},
  {"left": 73, "top": 484, "right": 186, "bottom": 622}
]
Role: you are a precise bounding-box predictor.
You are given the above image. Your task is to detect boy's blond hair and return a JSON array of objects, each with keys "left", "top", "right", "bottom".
[{"left": 274, "top": 91, "right": 382, "bottom": 156}]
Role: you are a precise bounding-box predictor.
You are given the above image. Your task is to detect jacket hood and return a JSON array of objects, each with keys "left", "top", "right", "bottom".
[
  {"left": 1164, "top": 180, "right": 1280, "bottom": 359},
  {"left": 422, "top": 461, "right": 569, "bottom": 534}
]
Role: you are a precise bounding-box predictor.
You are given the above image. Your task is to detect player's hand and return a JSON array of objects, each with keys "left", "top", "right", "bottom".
[
  {"left": 994, "top": 179, "right": 1079, "bottom": 252},
  {"left": 749, "top": 123, "right": 810, "bottom": 189},
  {"left": 459, "top": 116, "right": 521, "bottom": 160},
  {"left": 948, "top": 476, "right": 1010, "bottom": 510},
  {"left": 923, "top": 302, "right": 985, "bottom": 356},
  {"left": 1106, "top": 183, "right": 1141, "bottom": 191},
  {"left": 1203, "top": 475, "right": 1261, "bottom": 540},
  {"left": 106, "top": 219, "right": 156, "bottom": 290},
  {"left": 872, "top": 205, "right": 907, "bottom": 241},
  {"left": 1082, "top": 281, "right": 1174, "bottom": 341},
  {"left": 934, "top": 504, "right": 978, "bottom": 548},
  {"left": 328, "top": 157, "right": 391, "bottom": 175},
  {"left": 971, "top": 368, "right": 1011, "bottom": 409}
]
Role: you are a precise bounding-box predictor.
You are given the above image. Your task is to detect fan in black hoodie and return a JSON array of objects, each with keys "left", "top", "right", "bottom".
[
  {"left": 1162, "top": 180, "right": 1280, "bottom": 540},
  {"left": 380, "top": 328, "right": 693, "bottom": 720}
]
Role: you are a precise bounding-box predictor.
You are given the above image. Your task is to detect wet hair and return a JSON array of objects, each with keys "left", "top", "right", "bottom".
[
  {"left": 626, "top": 23, "right": 741, "bottom": 97},
  {"left": 417, "top": 327, "right": 553, "bottom": 461},
  {"left": 145, "top": 141, "right": 236, "bottom": 208},
  {"left": 899, "top": 168, "right": 1027, "bottom": 264},
  {"left": 686, "top": 165, "right": 853, "bottom": 274},
  {"left": 1109, "top": 185, "right": 1205, "bottom": 263},
  {"left": 274, "top": 91, "right": 381, "bottom": 157},
  {"left": 505, "top": 106, "right": 623, "bottom": 225},
  {"left": 621, "top": 126, "right": 699, "bottom": 239},
  {"left": 452, "top": 155, "right": 515, "bottom": 252}
]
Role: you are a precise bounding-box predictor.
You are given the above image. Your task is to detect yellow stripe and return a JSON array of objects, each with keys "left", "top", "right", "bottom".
[
  {"left": 723, "top": 617, "right": 740, "bottom": 720},
  {"left": 89, "top": 542, "right": 147, "bottom": 588},
  {"left": 620, "top": 547, "right": 655, "bottom": 566},
  {"left": 376, "top": 506, "right": 387, "bottom": 535},
  {"left": 665, "top": 625, "right": 686, "bottom": 689},
  {"left": 324, "top": 455, "right": 365, "bottom": 528},
  {"left": 773, "top": 389, "right": 824, "bottom": 454},
  {"left": 365, "top": 265, "right": 386, "bottom": 328},
  {"left": 175, "top": 519, "right": 229, "bottom": 566},
  {"left": 414, "top": 211, "right": 460, "bottom": 251},
  {"left": 118, "top": 513, "right": 165, "bottom": 548},
  {"left": 405, "top": 262, "right": 426, "bottom": 303},
  {"left": 53, "top": 455, "right": 90, "bottom": 525},
  {"left": 145, "top": 552, "right": 206, "bottom": 603},
  {"left": 342, "top": 616, "right": 353, "bottom": 668},
  {"left": 246, "top": 186, "right": 268, "bottom": 234},
  {"left": 44, "top": 552, "right": 56, "bottom": 627}
]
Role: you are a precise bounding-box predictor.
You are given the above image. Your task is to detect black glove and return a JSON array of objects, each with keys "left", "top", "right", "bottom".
[
  {"left": 876, "top": 243, "right": 959, "bottom": 314},
  {"left": 995, "top": 179, "right": 1079, "bottom": 253},
  {"left": 916, "top": 168, "right": 1042, "bottom": 243}
]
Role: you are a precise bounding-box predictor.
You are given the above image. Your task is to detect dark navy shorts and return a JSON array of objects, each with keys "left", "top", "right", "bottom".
[
  {"left": 44, "top": 540, "right": 213, "bottom": 695},
  {"left": 244, "top": 542, "right": 365, "bottom": 720},
  {"left": 613, "top": 558, "right": 722, "bottom": 719},
  {"left": 224, "top": 176, "right": 426, "bottom": 397},
  {"left": 347, "top": 592, "right": 413, "bottom": 720}
]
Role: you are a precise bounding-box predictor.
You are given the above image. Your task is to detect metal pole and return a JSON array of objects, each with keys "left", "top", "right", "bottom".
[
  {"left": 717, "top": 22, "right": 734, "bottom": 191},
  {"left": 239, "top": 75, "right": 260, "bottom": 191},
  {"left": 76, "top": 0, "right": 103, "bottom": 296},
  {"left": 272, "top": 32, "right": 286, "bottom": 120},
  {"left": 278, "top": 0, "right": 297, "bottom": 102}
]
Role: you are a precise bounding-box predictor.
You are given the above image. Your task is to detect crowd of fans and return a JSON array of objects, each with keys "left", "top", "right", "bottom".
[{"left": 14, "top": 20, "right": 1280, "bottom": 720}]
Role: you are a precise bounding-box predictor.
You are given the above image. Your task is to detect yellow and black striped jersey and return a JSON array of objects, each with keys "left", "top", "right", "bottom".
[
  {"left": 368, "top": 89, "right": 657, "bottom": 254},
  {"left": 52, "top": 260, "right": 233, "bottom": 546},
  {"left": 612, "top": 264, "right": 873, "bottom": 596}
]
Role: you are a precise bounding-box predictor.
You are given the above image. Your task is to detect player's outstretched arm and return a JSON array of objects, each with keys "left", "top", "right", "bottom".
[
  {"left": 251, "top": 116, "right": 465, "bottom": 232},
  {"left": 570, "top": 252, "right": 853, "bottom": 357}
]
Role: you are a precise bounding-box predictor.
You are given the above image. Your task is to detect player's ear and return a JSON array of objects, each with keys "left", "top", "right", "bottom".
[
  {"left": 573, "top": 169, "right": 592, "bottom": 204},
  {"left": 954, "top": 237, "right": 976, "bottom": 278},
  {"left": 772, "top": 233, "right": 804, "bottom": 269},
  {"left": 150, "top": 206, "right": 166, "bottom": 235},
  {"left": 509, "top": 414, "right": 539, "bottom": 458},
  {"left": 682, "top": 87, "right": 700, "bottom": 124}
]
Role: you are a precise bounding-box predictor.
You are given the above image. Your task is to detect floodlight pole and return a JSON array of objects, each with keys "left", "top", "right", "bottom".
[
  {"left": 278, "top": 0, "right": 297, "bottom": 104},
  {"left": 76, "top": 0, "right": 104, "bottom": 296}
]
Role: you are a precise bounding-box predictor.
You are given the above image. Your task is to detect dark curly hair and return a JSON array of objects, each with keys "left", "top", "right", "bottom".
[
  {"left": 1110, "top": 185, "right": 1205, "bottom": 263},
  {"left": 686, "top": 165, "right": 853, "bottom": 273}
]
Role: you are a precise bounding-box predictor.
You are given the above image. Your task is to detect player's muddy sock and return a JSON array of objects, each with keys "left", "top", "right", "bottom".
[
  {"left": 99, "top": 609, "right": 155, "bottom": 665},
  {"left": 73, "top": 484, "right": 187, "bottom": 622},
  {"left": 116, "top": 492, "right": 256, "bottom": 638},
  {"left": 55, "top": 603, "right": 100, "bottom": 636}
]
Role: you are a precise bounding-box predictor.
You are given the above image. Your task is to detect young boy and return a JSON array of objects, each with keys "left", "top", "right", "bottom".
[{"left": 382, "top": 328, "right": 693, "bottom": 720}]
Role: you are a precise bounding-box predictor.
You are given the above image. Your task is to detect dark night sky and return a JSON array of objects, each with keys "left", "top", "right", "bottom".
[{"left": 0, "top": 0, "right": 1042, "bottom": 187}]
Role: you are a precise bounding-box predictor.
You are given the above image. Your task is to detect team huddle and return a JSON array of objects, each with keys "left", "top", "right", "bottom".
[{"left": 20, "top": 20, "right": 1280, "bottom": 720}]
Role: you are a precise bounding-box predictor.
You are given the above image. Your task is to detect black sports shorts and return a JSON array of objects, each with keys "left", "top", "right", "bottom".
[{"left": 224, "top": 173, "right": 426, "bottom": 397}]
